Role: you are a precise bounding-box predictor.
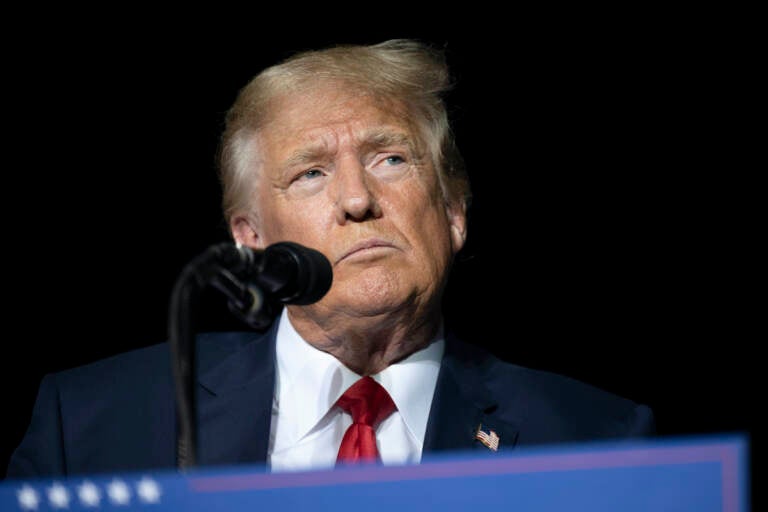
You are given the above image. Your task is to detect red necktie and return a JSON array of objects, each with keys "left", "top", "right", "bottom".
[{"left": 335, "top": 376, "right": 396, "bottom": 464}]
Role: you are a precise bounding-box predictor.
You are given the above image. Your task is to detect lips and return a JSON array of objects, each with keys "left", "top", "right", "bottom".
[{"left": 336, "top": 238, "right": 397, "bottom": 263}]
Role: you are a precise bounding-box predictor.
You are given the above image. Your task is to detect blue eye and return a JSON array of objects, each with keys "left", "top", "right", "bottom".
[
  {"left": 303, "top": 169, "right": 323, "bottom": 179},
  {"left": 385, "top": 156, "right": 405, "bottom": 165}
]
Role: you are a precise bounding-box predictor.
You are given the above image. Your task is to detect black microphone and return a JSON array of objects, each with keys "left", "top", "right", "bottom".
[
  {"left": 169, "top": 241, "right": 332, "bottom": 469},
  {"left": 226, "top": 241, "right": 333, "bottom": 305},
  {"left": 168, "top": 242, "right": 333, "bottom": 469},
  {"left": 205, "top": 241, "right": 333, "bottom": 329}
]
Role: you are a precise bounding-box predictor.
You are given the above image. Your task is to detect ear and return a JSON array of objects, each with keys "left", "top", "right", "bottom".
[
  {"left": 446, "top": 200, "right": 468, "bottom": 254},
  {"left": 230, "top": 213, "right": 265, "bottom": 250}
]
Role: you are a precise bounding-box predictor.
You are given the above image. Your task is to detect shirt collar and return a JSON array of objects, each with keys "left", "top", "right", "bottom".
[{"left": 274, "top": 308, "right": 444, "bottom": 445}]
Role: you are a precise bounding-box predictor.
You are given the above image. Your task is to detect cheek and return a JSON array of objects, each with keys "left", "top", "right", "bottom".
[
  {"left": 258, "top": 196, "right": 332, "bottom": 246},
  {"left": 422, "top": 220, "right": 453, "bottom": 267},
  {"left": 263, "top": 216, "right": 319, "bottom": 246},
  {"left": 401, "top": 200, "right": 454, "bottom": 270}
]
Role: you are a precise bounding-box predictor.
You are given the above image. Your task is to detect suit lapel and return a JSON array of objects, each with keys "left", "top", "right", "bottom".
[
  {"left": 188, "top": 326, "right": 519, "bottom": 466},
  {"left": 195, "top": 325, "right": 278, "bottom": 467},
  {"left": 423, "top": 334, "right": 520, "bottom": 456}
]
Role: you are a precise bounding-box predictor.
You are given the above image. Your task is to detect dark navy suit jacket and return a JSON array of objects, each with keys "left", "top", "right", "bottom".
[{"left": 7, "top": 322, "right": 654, "bottom": 477}]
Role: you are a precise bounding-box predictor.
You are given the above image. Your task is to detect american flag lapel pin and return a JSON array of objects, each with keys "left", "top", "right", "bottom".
[{"left": 475, "top": 424, "right": 500, "bottom": 451}]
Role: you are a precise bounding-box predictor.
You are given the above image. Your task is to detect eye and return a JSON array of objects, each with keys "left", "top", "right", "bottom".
[
  {"left": 372, "top": 154, "right": 408, "bottom": 169},
  {"left": 368, "top": 152, "right": 410, "bottom": 180},
  {"left": 296, "top": 168, "right": 324, "bottom": 181},
  {"left": 384, "top": 155, "right": 405, "bottom": 165}
]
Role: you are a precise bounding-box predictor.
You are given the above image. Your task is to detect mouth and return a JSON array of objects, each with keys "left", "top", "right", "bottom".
[{"left": 336, "top": 238, "right": 398, "bottom": 264}]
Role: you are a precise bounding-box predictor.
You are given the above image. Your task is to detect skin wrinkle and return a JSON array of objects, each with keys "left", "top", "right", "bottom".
[{"left": 231, "top": 84, "right": 466, "bottom": 375}]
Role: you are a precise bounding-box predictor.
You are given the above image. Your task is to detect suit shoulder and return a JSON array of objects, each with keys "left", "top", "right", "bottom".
[
  {"left": 53, "top": 331, "right": 267, "bottom": 388},
  {"left": 445, "top": 336, "right": 655, "bottom": 442}
]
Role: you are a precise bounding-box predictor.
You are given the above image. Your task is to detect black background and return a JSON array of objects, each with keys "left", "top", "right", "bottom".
[{"left": 1, "top": 12, "right": 759, "bottom": 503}]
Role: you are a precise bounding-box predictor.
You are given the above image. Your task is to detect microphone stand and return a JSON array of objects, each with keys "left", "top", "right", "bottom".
[
  {"left": 168, "top": 243, "right": 260, "bottom": 470},
  {"left": 168, "top": 241, "right": 331, "bottom": 470}
]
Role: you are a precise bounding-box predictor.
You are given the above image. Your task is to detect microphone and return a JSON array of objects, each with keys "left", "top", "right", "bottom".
[
  {"left": 225, "top": 241, "right": 333, "bottom": 305},
  {"left": 169, "top": 241, "right": 332, "bottom": 469},
  {"left": 205, "top": 241, "right": 333, "bottom": 329}
]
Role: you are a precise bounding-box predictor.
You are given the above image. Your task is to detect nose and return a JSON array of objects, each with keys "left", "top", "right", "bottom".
[{"left": 332, "top": 156, "right": 382, "bottom": 223}]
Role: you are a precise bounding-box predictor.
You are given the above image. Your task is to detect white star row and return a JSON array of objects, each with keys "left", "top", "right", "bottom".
[{"left": 16, "top": 476, "right": 161, "bottom": 509}]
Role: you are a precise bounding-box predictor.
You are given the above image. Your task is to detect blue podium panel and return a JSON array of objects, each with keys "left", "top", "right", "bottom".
[{"left": 1, "top": 434, "right": 749, "bottom": 511}]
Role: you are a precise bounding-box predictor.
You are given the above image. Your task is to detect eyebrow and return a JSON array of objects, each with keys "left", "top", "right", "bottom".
[
  {"left": 282, "top": 128, "right": 416, "bottom": 169},
  {"left": 283, "top": 144, "right": 328, "bottom": 169},
  {"left": 360, "top": 129, "right": 414, "bottom": 153}
]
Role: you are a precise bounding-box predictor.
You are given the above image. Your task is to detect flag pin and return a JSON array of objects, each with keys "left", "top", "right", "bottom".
[{"left": 475, "top": 424, "right": 500, "bottom": 451}]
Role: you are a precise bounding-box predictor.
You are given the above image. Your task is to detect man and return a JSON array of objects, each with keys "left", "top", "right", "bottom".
[{"left": 7, "top": 39, "right": 654, "bottom": 477}]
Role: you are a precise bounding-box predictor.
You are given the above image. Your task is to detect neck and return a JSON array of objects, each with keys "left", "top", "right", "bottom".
[{"left": 285, "top": 305, "right": 442, "bottom": 375}]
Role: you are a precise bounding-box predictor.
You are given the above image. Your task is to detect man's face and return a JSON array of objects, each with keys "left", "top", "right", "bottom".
[{"left": 233, "top": 86, "right": 466, "bottom": 318}]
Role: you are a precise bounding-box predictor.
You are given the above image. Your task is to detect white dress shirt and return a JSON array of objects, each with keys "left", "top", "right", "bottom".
[{"left": 268, "top": 308, "right": 444, "bottom": 472}]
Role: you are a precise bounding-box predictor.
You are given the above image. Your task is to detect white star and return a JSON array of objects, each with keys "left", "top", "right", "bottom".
[
  {"left": 136, "top": 476, "right": 162, "bottom": 503},
  {"left": 17, "top": 484, "right": 40, "bottom": 510},
  {"left": 107, "top": 479, "right": 131, "bottom": 505},
  {"left": 47, "top": 482, "right": 70, "bottom": 508},
  {"left": 77, "top": 480, "right": 101, "bottom": 507}
]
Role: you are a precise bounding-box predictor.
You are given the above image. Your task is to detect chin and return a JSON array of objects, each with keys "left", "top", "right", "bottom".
[{"left": 328, "top": 270, "right": 413, "bottom": 317}]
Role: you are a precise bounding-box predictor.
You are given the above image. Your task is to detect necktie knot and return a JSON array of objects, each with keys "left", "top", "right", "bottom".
[
  {"left": 335, "top": 376, "right": 396, "bottom": 464},
  {"left": 336, "top": 376, "right": 396, "bottom": 427}
]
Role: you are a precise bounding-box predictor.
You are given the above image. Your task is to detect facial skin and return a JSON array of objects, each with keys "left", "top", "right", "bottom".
[{"left": 231, "top": 84, "right": 466, "bottom": 374}]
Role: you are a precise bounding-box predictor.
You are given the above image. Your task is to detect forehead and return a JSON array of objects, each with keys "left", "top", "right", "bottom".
[{"left": 260, "top": 86, "right": 416, "bottom": 155}]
